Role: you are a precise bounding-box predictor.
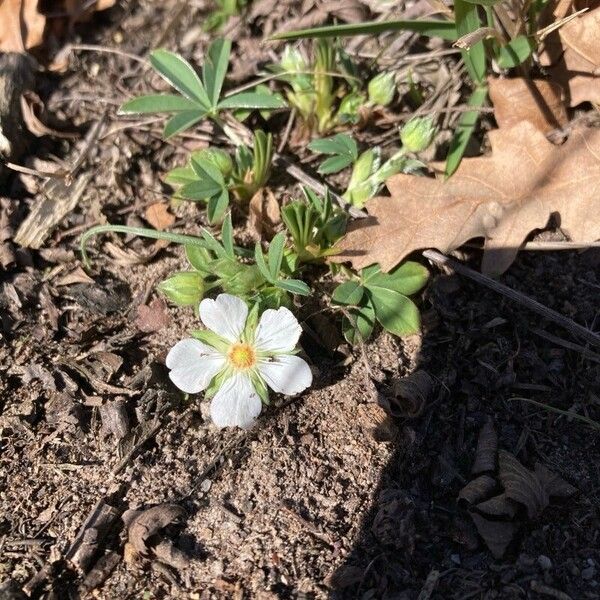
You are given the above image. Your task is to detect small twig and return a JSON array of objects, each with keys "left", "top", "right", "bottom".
[
  {"left": 423, "top": 249, "right": 600, "bottom": 348},
  {"left": 69, "top": 43, "right": 149, "bottom": 66}
]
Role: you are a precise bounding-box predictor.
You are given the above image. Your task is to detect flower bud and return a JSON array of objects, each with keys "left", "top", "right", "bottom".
[
  {"left": 400, "top": 116, "right": 437, "bottom": 152},
  {"left": 158, "top": 271, "right": 204, "bottom": 307},
  {"left": 337, "top": 91, "right": 365, "bottom": 124},
  {"left": 368, "top": 72, "right": 396, "bottom": 106}
]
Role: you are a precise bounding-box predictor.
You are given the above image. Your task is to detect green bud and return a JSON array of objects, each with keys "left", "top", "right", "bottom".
[
  {"left": 400, "top": 116, "right": 437, "bottom": 153},
  {"left": 337, "top": 91, "right": 365, "bottom": 124},
  {"left": 347, "top": 148, "right": 380, "bottom": 190},
  {"left": 157, "top": 271, "right": 204, "bottom": 307},
  {"left": 281, "top": 46, "right": 307, "bottom": 75},
  {"left": 368, "top": 72, "right": 396, "bottom": 106}
]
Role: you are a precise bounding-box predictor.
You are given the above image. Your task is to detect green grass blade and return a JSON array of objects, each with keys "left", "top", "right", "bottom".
[
  {"left": 150, "top": 49, "right": 211, "bottom": 107},
  {"left": 267, "top": 232, "right": 286, "bottom": 278},
  {"left": 271, "top": 19, "right": 458, "bottom": 42},
  {"left": 445, "top": 85, "right": 488, "bottom": 177}
]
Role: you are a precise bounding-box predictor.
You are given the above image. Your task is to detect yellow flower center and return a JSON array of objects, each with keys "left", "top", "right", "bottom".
[{"left": 228, "top": 343, "right": 256, "bottom": 370}]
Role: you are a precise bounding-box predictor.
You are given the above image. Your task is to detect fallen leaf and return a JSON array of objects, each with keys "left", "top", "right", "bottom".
[
  {"left": 488, "top": 77, "right": 567, "bottom": 133},
  {"left": 470, "top": 513, "right": 516, "bottom": 558},
  {"left": 458, "top": 475, "right": 497, "bottom": 505},
  {"left": 20, "top": 91, "right": 79, "bottom": 139},
  {"left": 332, "top": 122, "right": 600, "bottom": 275},
  {"left": 498, "top": 451, "right": 549, "bottom": 519},
  {"left": 248, "top": 187, "right": 281, "bottom": 240},
  {"left": 127, "top": 504, "right": 186, "bottom": 557},
  {"left": 55, "top": 266, "right": 95, "bottom": 286},
  {"left": 381, "top": 370, "right": 434, "bottom": 418},
  {"left": 144, "top": 202, "right": 175, "bottom": 231},
  {"left": 136, "top": 297, "right": 171, "bottom": 333},
  {"left": 471, "top": 417, "right": 497, "bottom": 474},
  {"left": 534, "top": 462, "right": 577, "bottom": 498},
  {"left": 476, "top": 493, "right": 518, "bottom": 519},
  {"left": 542, "top": 7, "right": 600, "bottom": 107},
  {"left": 0, "top": 0, "right": 45, "bottom": 52}
]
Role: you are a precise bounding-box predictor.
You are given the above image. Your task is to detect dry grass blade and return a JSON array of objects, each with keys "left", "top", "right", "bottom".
[{"left": 471, "top": 417, "right": 497, "bottom": 474}]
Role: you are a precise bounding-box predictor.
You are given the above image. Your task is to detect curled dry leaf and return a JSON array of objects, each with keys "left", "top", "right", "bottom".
[
  {"left": 498, "top": 451, "right": 549, "bottom": 519},
  {"left": 20, "top": 91, "right": 79, "bottom": 139},
  {"left": 458, "top": 474, "right": 497, "bottom": 505},
  {"left": 136, "top": 297, "right": 171, "bottom": 333},
  {"left": 476, "top": 493, "right": 518, "bottom": 519},
  {"left": 541, "top": 7, "right": 600, "bottom": 107},
  {"left": 488, "top": 78, "right": 567, "bottom": 134},
  {"left": 127, "top": 504, "right": 186, "bottom": 557},
  {"left": 332, "top": 122, "right": 600, "bottom": 276},
  {"left": 470, "top": 513, "right": 516, "bottom": 559},
  {"left": 382, "top": 370, "right": 435, "bottom": 418},
  {"left": 248, "top": 187, "right": 281, "bottom": 241},
  {"left": 144, "top": 202, "right": 175, "bottom": 231},
  {"left": 471, "top": 417, "right": 497, "bottom": 474}
]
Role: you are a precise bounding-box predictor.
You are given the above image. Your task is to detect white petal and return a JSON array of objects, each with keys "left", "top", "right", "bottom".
[
  {"left": 258, "top": 354, "right": 312, "bottom": 396},
  {"left": 210, "top": 373, "right": 262, "bottom": 429},
  {"left": 166, "top": 338, "right": 225, "bottom": 394},
  {"left": 199, "top": 294, "right": 248, "bottom": 343},
  {"left": 254, "top": 307, "right": 302, "bottom": 353}
]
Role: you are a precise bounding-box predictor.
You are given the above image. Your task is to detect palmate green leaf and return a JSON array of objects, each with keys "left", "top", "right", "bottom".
[
  {"left": 267, "top": 232, "right": 286, "bottom": 279},
  {"left": 164, "top": 110, "right": 207, "bottom": 138},
  {"left": 218, "top": 91, "right": 287, "bottom": 110},
  {"left": 150, "top": 49, "right": 211, "bottom": 107},
  {"left": 308, "top": 133, "right": 359, "bottom": 175},
  {"left": 370, "top": 287, "right": 421, "bottom": 336},
  {"left": 203, "top": 38, "right": 232, "bottom": 107},
  {"left": 191, "top": 155, "right": 226, "bottom": 186},
  {"left": 445, "top": 85, "right": 488, "bottom": 177},
  {"left": 271, "top": 19, "right": 458, "bottom": 42},
  {"left": 119, "top": 94, "right": 201, "bottom": 114},
  {"left": 180, "top": 178, "right": 224, "bottom": 200},
  {"left": 496, "top": 35, "right": 534, "bottom": 68},
  {"left": 332, "top": 280, "right": 364, "bottom": 306},
  {"left": 362, "top": 262, "right": 429, "bottom": 296},
  {"left": 342, "top": 297, "right": 376, "bottom": 344},
  {"left": 454, "top": 0, "right": 486, "bottom": 85}
]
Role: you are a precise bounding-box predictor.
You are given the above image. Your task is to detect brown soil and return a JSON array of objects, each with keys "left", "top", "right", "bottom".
[{"left": 1, "top": 2, "right": 599, "bottom": 599}]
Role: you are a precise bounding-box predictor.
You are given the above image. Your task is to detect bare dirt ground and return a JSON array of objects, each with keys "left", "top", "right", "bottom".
[{"left": 1, "top": 1, "right": 599, "bottom": 599}]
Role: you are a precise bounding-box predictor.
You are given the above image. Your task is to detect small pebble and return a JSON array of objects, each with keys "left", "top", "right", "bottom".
[
  {"left": 538, "top": 555, "right": 552, "bottom": 570},
  {"left": 451, "top": 554, "right": 461, "bottom": 565},
  {"left": 200, "top": 479, "right": 212, "bottom": 492},
  {"left": 581, "top": 566, "right": 596, "bottom": 580}
]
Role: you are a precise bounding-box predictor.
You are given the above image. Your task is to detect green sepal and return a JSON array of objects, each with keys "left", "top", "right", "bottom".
[
  {"left": 250, "top": 370, "right": 270, "bottom": 404},
  {"left": 190, "top": 329, "right": 230, "bottom": 354}
]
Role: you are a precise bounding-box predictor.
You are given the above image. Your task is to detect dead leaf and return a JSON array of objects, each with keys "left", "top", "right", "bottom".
[
  {"left": 332, "top": 122, "right": 600, "bottom": 275},
  {"left": 136, "top": 297, "right": 171, "bottom": 333},
  {"left": 498, "top": 451, "right": 549, "bottom": 519},
  {"left": 489, "top": 77, "right": 567, "bottom": 133},
  {"left": 534, "top": 462, "right": 577, "bottom": 498},
  {"left": 0, "top": 0, "right": 45, "bottom": 52},
  {"left": 470, "top": 513, "right": 516, "bottom": 558},
  {"left": 382, "top": 370, "right": 435, "bottom": 418},
  {"left": 20, "top": 91, "right": 79, "bottom": 139},
  {"left": 472, "top": 417, "right": 497, "bottom": 474},
  {"left": 144, "top": 202, "right": 175, "bottom": 231},
  {"left": 543, "top": 7, "right": 600, "bottom": 107},
  {"left": 458, "top": 475, "right": 497, "bottom": 505},
  {"left": 248, "top": 188, "right": 281, "bottom": 240},
  {"left": 475, "top": 493, "right": 518, "bottom": 519},
  {"left": 127, "top": 504, "right": 186, "bottom": 557},
  {"left": 55, "top": 266, "right": 95, "bottom": 286},
  {"left": 0, "top": 0, "right": 116, "bottom": 54}
]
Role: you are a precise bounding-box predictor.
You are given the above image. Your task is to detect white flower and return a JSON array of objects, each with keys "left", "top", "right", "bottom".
[{"left": 166, "top": 294, "right": 312, "bottom": 429}]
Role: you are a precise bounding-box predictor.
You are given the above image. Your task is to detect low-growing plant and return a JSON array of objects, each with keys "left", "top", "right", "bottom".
[
  {"left": 165, "top": 130, "right": 274, "bottom": 224},
  {"left": 204, "top": 0, "right": 248, "bottom": 32},
  {"left": 119, "top": 38, "right": 286, "bottom": 138},
  {"left": 332, "top": 262, "right": 429, "bottom": 344},
  {"left": 271, "top": 1, "right": 557, "bottom": 175},
  {"left": 308, "top": 119, "right": 435, "bottom": 208},
  {"left": 272, "top": 39, "right": 396, "bottom": 135}
]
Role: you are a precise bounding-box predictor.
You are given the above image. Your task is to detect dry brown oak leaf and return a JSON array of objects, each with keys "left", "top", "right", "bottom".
[{"left": 332, "top": 121, "right": 600, "bottom": 276}]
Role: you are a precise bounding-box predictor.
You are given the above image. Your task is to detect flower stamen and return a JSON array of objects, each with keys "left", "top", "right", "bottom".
[{"left": 228, "top": 342, "right": 256, "bottom": 370}]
